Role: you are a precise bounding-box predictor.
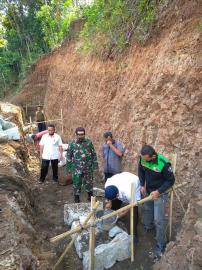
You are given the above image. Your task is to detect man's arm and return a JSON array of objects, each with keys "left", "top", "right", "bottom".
[
  {"left": 107, "top": 141, "right": 123, "bottom": 157},
  {"left": 138, "top": 158, "right": 146, "bottom": 195},
  {"left": 158, "top": 163, "right": 175, "bottom": 194}
]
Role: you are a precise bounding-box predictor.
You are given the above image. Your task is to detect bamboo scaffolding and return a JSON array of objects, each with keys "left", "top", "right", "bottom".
[
  {"left": 50, "top": 182, "right": 189, "bottom": 244},
  {"left": 130, "top": 183, "right": 135, "bottom": 262},
  {"left": 89, "top": 197, "right": 96, "bottom": 270},
  {"left": 52, "top": 200, "right": 100, "bottom": 269},
  {"left": 29, "top": 116, "right": 33, "bottom": 133}
]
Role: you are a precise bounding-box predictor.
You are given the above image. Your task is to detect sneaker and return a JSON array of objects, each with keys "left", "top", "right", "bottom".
[
  {"left": 38, "top": 179, "right": 44, "bottom": 184},
  {"left": 153, "top": 244, "right": 165, "bottom": 261},
  {"left": 142, "top": 226, "right": 154, "bottom": 235},
  {"left": 87, "top": 191, "right": 93, "bottom": 201},
  {"left": 52, "top": 178, "right": 58, "bottom": 183},
  {"left": 74, "top": 195, "right": 80, "bottom": 203}
]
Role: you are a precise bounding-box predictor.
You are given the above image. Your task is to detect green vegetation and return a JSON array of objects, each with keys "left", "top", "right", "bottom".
[
  {"left": 0, "top": 0, "right": 163, "bottom": 97},
  {"left": 197, "top": 22, "right": 202, "bottom": 32},
  {"left": 80, "top": 0, "right": 162, "bottom": 55}
]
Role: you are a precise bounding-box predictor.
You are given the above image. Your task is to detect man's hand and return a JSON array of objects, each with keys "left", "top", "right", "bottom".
[
  {"left": 105, "top": 200, "right": 112, "bottom": 209},
  {"left": 107, "top": 140, "right": 112, "bottom": 146},
  {"left": 141, "top": 186, "right": 146, "bottom": 195},
  {"left": 150, "top": 190, "right": 160, "bottom": 200}
]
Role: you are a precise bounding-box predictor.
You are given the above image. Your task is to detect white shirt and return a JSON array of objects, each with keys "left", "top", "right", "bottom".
[
  {"left": 39, "top": 133, "right": 62, "bottom": 160},
  {"left": 105, "top": 172, "right": 141, "bottom": 203}
]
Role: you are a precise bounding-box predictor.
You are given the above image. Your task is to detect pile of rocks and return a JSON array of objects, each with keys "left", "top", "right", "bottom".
[
  {"left": 0, "top": 115, "right": 20, "bottom": 142},
  {"left": 64, "top": 202, "right": 131, "bottom": 270},
  {"left": 0, "top": 102, "right": 22, "bottom": 142}
]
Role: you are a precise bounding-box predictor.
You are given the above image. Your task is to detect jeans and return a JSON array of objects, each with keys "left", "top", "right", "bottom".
[
  {"left": 40, "top": 159, "right": 58, "bottom": 181},
  {"left": 143, "top": 194, "right": 167, "bottom": 251}
]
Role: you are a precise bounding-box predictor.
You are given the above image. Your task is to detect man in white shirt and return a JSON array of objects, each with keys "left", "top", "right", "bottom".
[
  {"left": 39, "top": 124, "right": 63, "bottom": 184},
  {"left": 105, "top": 172, "right": 141, "bottom": 242}
]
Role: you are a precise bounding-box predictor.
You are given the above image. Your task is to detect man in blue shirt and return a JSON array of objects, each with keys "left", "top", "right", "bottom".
[{"left": 102, "top": 131, "right": 125, "bottom": 181}]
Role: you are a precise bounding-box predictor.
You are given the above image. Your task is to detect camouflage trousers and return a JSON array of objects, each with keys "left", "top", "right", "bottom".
[{"left": 72, "top": 172, "right": 94, "bottom": 196}]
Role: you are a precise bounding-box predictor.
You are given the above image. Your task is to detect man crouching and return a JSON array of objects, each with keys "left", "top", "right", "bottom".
[{"left": 104, "top": 172, "right": 141, "bottom": 243}]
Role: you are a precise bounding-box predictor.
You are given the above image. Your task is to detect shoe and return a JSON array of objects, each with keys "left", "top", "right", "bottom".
[
  {"left": 74, "top": 195, "right": 80, "bottom": 203},
  {"left": 52, "top": 179, "right": 58, "bottom": 184},
  {"left": 142, "top": 226, "right": 154, "bottom": 235},
  {"left": 87, "top": 191, "right": 93, "bottom": 202},
  {"left": 38, "top": 179, "right": 44, "bottom": 184},
  {"left": 153, "top": 244, "right": 165, "bottom": 261}
]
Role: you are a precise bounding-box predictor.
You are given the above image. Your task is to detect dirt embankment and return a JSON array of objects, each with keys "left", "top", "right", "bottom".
[{"left": 13, "top": 0, "right": 202, "bottom": 185}]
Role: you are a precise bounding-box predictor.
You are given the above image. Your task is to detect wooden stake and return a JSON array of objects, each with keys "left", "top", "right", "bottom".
[
  {"left": 50, "top": 182, "right": 189, "bottom": 244},
  {"left": 52, "top": 234, "right": 77, "bottom": 270},
  {"left": 61, "top": 108, "right": 64, "bottom": 135},
  {"left": 29, "top": 116, "right": 33, "bottom": 133},
  {"left": 172, "top": 153, "right": 177, "bottom": 174},
  {"left": 89, "top": 196, "right": 96, "bottom": 270},
  {"left": 25, "top": 104, "right": 28, "bottom": 116},
  {"left": 130, "top": 183, "right": 135, "bottom": 262},
  {"left": 169, "top": 189, "right": 174, "bottom": 241},
  {"left": 169, "top": 153, "right": 177, "bottom": 241}
]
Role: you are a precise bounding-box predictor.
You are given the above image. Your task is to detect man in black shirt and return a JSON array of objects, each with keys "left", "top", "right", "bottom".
[{"left": 138, "top": 145, "right": 175, "bottom": 259}]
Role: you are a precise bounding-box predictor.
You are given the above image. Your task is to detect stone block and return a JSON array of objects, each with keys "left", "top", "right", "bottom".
[
  {"left": 108, "top": 226, "right": 125, "bottom": 238},
  {"left": 71, "top": 220, "right": 105, "bottom": 258},
  {"left": 83, "top": 232, "right": 130, "bottom": 270}
]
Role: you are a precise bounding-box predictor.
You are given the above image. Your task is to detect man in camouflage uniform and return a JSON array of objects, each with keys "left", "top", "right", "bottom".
[{"left": 66, "top": 127, "right": 98, "bottom": 203}]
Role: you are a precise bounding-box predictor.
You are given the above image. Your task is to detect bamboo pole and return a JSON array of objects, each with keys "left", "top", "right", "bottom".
[
  {"left": 169, "top": 190, "right": 174, "bottom": 241},
  {"left": 169, "top": 153, "right": 177, "bottom": 241},
  {"left": 130, "top": 183, "right": 135, "bottom": 262},
  {"left": 50, "top": 200, "right": 100, "bottom": 243},
  {"left": 50, "top": 182, "right": 189, "bottom": 244},
  {"left": 52, "top": 200, "right": 100, "bottom": 269},
  {"left": 89, "top": 197, "right": 96, "bottom": 270},
  {"left": 25, "top": 104, "right": 28, "bottom": 116},
  {"left": 52, "top": 234, "right": 77, "bottom": 270},
  {"left": 61, "top": 109, "right": 64, "bottom": 135},
  {"left": 33, "top": 118, "right": 62, "bottom": 124},
  {"left": 29, "top": 116, "right": 33, "bottom": 133}
]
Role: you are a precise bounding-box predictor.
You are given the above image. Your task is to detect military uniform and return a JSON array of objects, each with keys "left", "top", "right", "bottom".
[{"left": 66, "top": 138, "right": 98, "bottom": 198}]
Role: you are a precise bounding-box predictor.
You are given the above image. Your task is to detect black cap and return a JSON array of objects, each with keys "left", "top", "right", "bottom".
[
  {"left": 104, "top": 131, "right": 112, "bottom": 138},
  {"left": 75, "top": 127, "right": 85, "bottom": 135}
]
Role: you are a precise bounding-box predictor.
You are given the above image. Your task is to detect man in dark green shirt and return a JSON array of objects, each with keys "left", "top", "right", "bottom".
[{"left": 66, "top": 127, "right": 98, "bottom": 203}]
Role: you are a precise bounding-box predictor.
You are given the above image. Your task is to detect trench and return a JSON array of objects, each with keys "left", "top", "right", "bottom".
[{"left": 0, "top": 154, "right": 184, "bottom": 270}]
